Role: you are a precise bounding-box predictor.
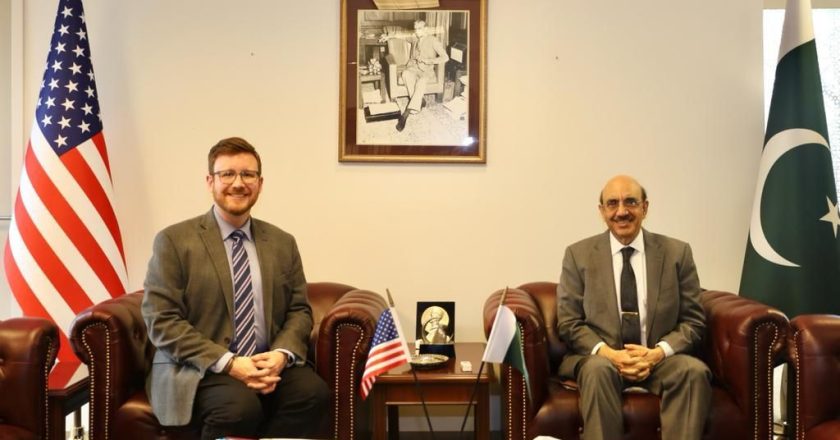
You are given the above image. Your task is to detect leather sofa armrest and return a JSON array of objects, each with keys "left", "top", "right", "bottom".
[
  {"left": 700, "top": 290, "right": 788, "bottom": 439},
  {"left": 789, "top": 314, "right": 840, "bottom": 439},
  {"left": 316, "top": 289, "right": 387, "bottom": 440},
  {"left": 0, "top": 317, "right": 58, "bottom": 437},
  {"left": 69, "top": 291, "right": 150, "bottom": 440},
  {"left": 308, "top": 282, "right": 358, "bottom": 358},
  {"left": 0, "top": 316, "right": 58, "bottom": 366},
  {"left": 484, "top": 287, "right": 551, "bottom": 409}
]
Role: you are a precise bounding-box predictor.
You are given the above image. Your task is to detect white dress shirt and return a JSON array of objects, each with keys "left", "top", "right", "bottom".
[{"left": 591, "top": 232, "right": 674, "bottom": 357}]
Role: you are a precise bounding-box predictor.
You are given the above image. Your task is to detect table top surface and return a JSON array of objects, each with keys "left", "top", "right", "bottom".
[
  {"left": 360, "top": 73, "right": 383, "bottom": 80},
  {"left": 380, "top": 342, "right": 494, "bottom": 384}
]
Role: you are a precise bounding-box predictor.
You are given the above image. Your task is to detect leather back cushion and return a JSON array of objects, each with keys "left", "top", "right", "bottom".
[
  {"left": 305, "top": 282, "right": 356, "bottom": 362},
  {"left": 518, "top": 282, "right": 567, "bottom": 373},
  {"left": 387, "top": 39, "right": 411, "bottom": 65}
]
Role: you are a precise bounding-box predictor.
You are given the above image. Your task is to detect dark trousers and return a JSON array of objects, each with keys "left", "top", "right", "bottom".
[{"left": 193, "top": 364, "right": 330, "bottom": 440}]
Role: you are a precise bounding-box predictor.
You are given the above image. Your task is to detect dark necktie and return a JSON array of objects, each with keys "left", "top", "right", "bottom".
[
  {"left": 230, "top": 230, "right": 257, "bottom": 356},
  {"left": 620, "top": 246, "right": 641, "bottom": 346}
]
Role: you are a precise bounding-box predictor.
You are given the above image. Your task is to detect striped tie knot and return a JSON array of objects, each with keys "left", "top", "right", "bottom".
[{"left": 230, "top": 229, "right": 246, "bottom": 243}]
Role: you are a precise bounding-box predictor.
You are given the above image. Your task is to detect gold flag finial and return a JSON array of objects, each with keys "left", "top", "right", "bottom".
[
  {"left": 499, "top": 286, "right": 509, "bottom": 306},
  {"left": 386, "top": 288, "right": 396, "bottom": 307}
]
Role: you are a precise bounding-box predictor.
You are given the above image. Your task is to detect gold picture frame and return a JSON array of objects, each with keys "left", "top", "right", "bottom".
[{"left": 339, "top": 0, "right": 487, "bottom": 163}]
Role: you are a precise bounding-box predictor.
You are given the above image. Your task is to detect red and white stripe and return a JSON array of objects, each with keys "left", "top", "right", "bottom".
[
  {"left": 360, "top": 307, "right": 411, "bottom": 400},
  {"left": 3, "top": 123, "right": 126, "bottom": 363}
]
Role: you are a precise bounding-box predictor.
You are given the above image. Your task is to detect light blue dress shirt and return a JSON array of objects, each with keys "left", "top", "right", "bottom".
[{"left": 209, "top": 207, "right": 295, "bottom": 374}]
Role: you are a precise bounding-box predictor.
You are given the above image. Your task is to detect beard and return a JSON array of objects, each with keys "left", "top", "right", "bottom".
[{"left": 213, "top": 188, "right": 259, "bottom": 218}]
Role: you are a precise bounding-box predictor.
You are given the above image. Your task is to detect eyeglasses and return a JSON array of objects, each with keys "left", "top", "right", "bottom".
[
  {"left": 601, "top": 197, "right": 643, "bottom": 211},
  {"left": 211, "top": 169, "right": 261, "bottom": 185}
]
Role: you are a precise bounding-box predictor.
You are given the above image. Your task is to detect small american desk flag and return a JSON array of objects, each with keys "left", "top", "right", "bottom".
[
  {"left": 2, "top": 0, "right": 126, "bottom": 363},
  {"left": 360, "top": 307, "right": 411, "bottom": 400}
]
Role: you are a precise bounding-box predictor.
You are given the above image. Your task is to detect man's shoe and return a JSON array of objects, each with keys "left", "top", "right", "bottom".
[{"left": 396, "top": 113, "right": 407, "bottom": 132}]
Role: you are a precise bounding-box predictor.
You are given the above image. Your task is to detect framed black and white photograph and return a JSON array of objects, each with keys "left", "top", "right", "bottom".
[{"left": 339, "top": 0, "right": 486, "bottom": 162}]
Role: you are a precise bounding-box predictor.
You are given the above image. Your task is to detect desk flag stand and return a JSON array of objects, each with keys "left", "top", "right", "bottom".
[
  {"left": 457, "top": 357, "right": 487, "bottom": 440},
  {"left": 388, "top": 289, "right": 437, "bottom": 440},
  {"left": 458, "top": 287, "right": 532, "bottom": 439}
]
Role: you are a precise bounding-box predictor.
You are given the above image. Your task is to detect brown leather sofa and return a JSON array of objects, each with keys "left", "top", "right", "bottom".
[
  {"left": 787, "top": 314, "right": 840, "bottom": 440},
  {"left": 0, "top": 317, "right": 59, "bottom": 440},
  {"left": 69, "top": 282, "right": 386, "bottom": 440},
  {"left": 483, "top": 282, "right": 789, "bottom": 440}
]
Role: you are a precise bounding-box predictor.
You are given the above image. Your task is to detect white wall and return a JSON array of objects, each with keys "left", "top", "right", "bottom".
[
  {"left": 1, "top": 0, "right": 13, "bottom": 319},
  {"left": 5, "top": 0, "right": 765, "bottom": 345}
]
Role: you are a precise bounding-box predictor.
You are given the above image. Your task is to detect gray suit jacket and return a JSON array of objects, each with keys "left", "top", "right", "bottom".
[
  {"left": 556, "top": 230, "right": 705, "bottom": 378},
  {"left": 141, "top": 209, "right": 312, "bottom": 426}
]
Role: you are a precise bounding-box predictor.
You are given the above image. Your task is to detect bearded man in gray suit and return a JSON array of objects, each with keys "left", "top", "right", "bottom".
[
  {"left": 557, "top": 175, "right": 711, "bottom": 440},
  {"left": 142, "top": 137, "right": 328, "bottom": 440}
]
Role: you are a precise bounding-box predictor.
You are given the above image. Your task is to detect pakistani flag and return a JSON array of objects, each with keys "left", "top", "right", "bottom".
[
  {"left": 483, "top": 301, "right": 531, "bottom": 399},
  {"left": 740, "top": 0, "right": 840, "bottom": 317}
]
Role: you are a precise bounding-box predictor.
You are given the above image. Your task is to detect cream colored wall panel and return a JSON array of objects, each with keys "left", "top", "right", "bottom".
[{"left": 10, "top": 0, "right": 764, "bottom": 342}]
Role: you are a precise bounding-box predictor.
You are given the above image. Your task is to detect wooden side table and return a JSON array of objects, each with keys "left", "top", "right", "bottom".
[
  {"left": 371, "top": 342, "right": 493, "bottom": 440},
  {"left": 48, "top": 362, "right": 89, "bottom": 440}
]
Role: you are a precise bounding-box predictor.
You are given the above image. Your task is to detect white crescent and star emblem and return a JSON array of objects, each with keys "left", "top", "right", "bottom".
[
  {"left": 821, "top": 197, "right": 840, "bottom": 238},
  {"left": 749, "top": 128, "right": 838, "bottom": 267}
]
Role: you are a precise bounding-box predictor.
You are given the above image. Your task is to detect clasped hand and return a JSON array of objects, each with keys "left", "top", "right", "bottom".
[
  {"left": 598, "top": 344, "right": 665, "bottom": 382},
  {"left": 228, "top": 351, "right": 288, "bottom": 394}
]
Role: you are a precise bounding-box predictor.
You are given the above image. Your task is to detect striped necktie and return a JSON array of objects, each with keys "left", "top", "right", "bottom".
[{"left": 230, "top": 230, "right": 257, "bottom": 356}]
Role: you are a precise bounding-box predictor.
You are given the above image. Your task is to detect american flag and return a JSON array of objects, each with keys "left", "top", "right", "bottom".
[
  {"left": 360, "top": 307, "right": 411, "bottom": 400},
  {"left": 2, "top": 0, "right": 126, "bottom": 363}
]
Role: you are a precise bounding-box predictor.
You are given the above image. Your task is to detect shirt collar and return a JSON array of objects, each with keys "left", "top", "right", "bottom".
[
  {"left": 212, "top": 206, "right": 253, "bottom": 242},
  {"left": 609, "top": 230, "right": 645, "bottom": 256}
]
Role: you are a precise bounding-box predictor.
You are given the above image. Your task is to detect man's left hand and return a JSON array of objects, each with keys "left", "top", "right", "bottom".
[
  {"left": 251, "top": 350, "right": 288, "bottom": 376},
  {"left": 248, "top": 351, "right": 288, "bottom": 394},
  {"left": 622, "top": 344, "right": 666, "bottom": 381},
  {"left": 624, "top": 344, "right": 666, "bottom": 365}
]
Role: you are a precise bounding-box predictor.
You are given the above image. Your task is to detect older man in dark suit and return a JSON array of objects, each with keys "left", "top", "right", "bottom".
[
  {"left": 142, "top": 137, "right": 328, "bottom": 440},
  {"left": 557, "top": 175, "right": 711, "bottom": 440}
]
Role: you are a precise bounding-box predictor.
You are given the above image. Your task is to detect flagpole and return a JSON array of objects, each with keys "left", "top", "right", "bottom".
[
  {"left": 458, "top": 287, "right": 508, "bottom": 439},
  {"left": 387, "top": 289, "right": 437, "bottom": 440},
  {"left": 457, "top": 360, "right": 486, "bottom": 440}
]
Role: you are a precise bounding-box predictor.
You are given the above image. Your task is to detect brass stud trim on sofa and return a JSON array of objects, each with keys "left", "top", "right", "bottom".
[
  {"left": 505, "top": 365, "right": 513, "bottom": 440},
  {"left": 505, "top": 321, "right": 528, "bottom": 440},
  {"left": 518, "top": 321, "right": 527, "bottom": 440},
  {"left": 791, "top": 328, "right": 803, "bottom": 440},
  {"left": 42, "top": 337, "right": 56, "bottom": 440},
  {"left": 81, "top": 322, "right": 110, "bottom": 440},
  {"left": 753, "top": 321, "right": 780, "bottom": 440},
  {"left": 333, "top": 323, "right": 364, "bottom": 440}
]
